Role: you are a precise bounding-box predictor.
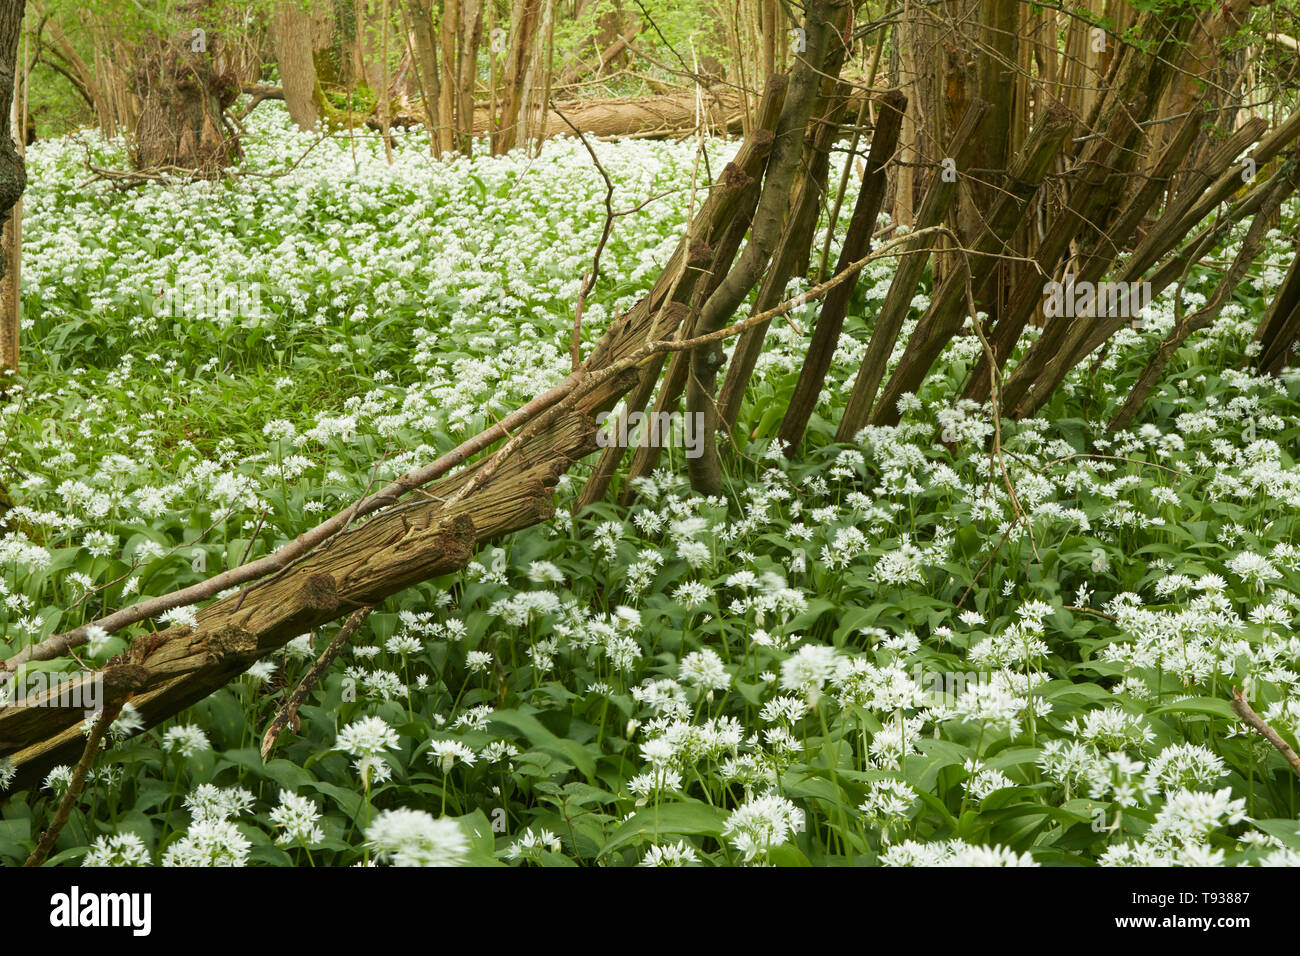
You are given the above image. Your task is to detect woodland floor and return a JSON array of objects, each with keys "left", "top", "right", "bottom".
[{"left": 2, "top": 104, "right": 1299, "bottom": 866}]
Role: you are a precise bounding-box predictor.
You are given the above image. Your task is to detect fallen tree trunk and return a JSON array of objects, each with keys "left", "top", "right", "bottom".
[
  {"left": 365, "top": 91, "right": 750, "bottom": 139},
  {"left": 0, "top": 416, "right": 599, "bottom": 786},
  {"left": 530, "top": 92, "right": 744, "bottom": 139}
]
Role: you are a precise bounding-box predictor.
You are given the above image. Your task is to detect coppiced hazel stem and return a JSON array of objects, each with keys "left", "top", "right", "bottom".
[
  {"left": 870, "top": 98, "right": 1072, "bottom": 428},
  {"left": 834, "top": 99, "right": 989, "bottom": 441},
  {"left": 685, "top": 0, "right": 841, "bottom": 496},
  {"left": 714, "top": 8, "right": 856, "bottom": 434},
  {"left": 1108, "top": 167, "right": 1293, "bottom": 432},
  {"left": 777, "top": 88, "right": 905, "bottom": 455},
  {"left": 617, "top": 192, "right": 758, "bottom": 505},
  {"left": 1251, "top": 243, "right": 1300, "bottom": 375}
]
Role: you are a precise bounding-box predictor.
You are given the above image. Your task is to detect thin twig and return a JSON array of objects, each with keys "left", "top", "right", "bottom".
[
  {"left": 24, "top": 704, "right": 120, "bottom": 866},
  {"left": 551, "top": 100, "right": 617, "bottom": 372},
  {"left": 1061, "top": 605, "right": 1118, "bottom": 622},
  {"left": 261, "top": 607, "right": 372, "bottom": 760}
]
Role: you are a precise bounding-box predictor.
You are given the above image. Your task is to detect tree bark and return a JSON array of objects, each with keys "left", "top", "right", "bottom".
[
  {"left": 274, "top": 1, "right": 322, "bottom": 130},
  {"left": 132, "top": 2, "right": 240, "bottom": 171},
  {"left": 685, "top": 0, "right": 841, "bottom": 497},
  {"left": 402, "top": 0, "right": 443, "bottom": 155},
  {"left": 1002, "top": 107, "right": 1300, "bottom": 418},
  {"left": 1252, "top": 239, "right": 1300, "bottom": 376},
  {"left": 455, "top": 0, "right": 483, "bottom": 153},
  {"left": 868, "top": 100, "right": 1073, "bottom": 428},
  {"left": 834, "top": 100, "right": 988, "bottom": 442},
  {"left": 776, "top": 89, "right": 904, "bottom": 454},
  {"left": 438, "top": 0, "right": 459, "bottom": 153},
  {"left": 714, "top": 77, "right": 852, "bottom": 432},
  {"left": 495, "top": 0, "right": 540, "bottom": 153},
  {"left": 1110, "top": 168, "right": 1294, "bottom": 431},
  {"left": 0, "top": 0, "right": 22, "bottom": 385}
]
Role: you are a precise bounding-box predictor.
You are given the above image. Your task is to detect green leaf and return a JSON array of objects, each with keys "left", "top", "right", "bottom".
[
  {"left": 600, "top": 801, "right": 728, "bottom": 857},
  {"left": 488, "top": 709, "right": 596, "bottom": 781},
  {"left": 1149, "top": 697, "right": 1237, "bottom": 721},
  {"left": 1251, "top": 819, "right": 1300, "bottom": 851},
  {"left": 766, "top": 843, "right": 813, "bottom": 867},
  {"left": 303, "top": 780, "right": 364, "bottom": 817}
]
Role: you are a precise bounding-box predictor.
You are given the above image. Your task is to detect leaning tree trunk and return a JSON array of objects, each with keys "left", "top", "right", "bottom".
[
  {"left": 132, "top": 3, "right": 240, "bottom": 171},
  {"left": 776, "top": 88, "right": 906, "bottom": 456},
  {"left": 685, "top": 0, "right": 843, "bottom": 496},
  {"left": 1109, "top": 168, "right": 1296, "bottom": 432},
  {"left": 1252, "top": 239, "right": 1300, "bottom": 376}
]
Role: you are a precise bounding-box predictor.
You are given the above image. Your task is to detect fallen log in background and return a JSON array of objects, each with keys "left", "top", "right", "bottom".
[
  {"left": 372, "top": 92, "right": 751, "bottom": 140},
  {"left": 530, "top": 93, "right": 744, "bottom": 139},
  {"left": 556, "top": 24, "right": 643, "bottom": 89}
]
